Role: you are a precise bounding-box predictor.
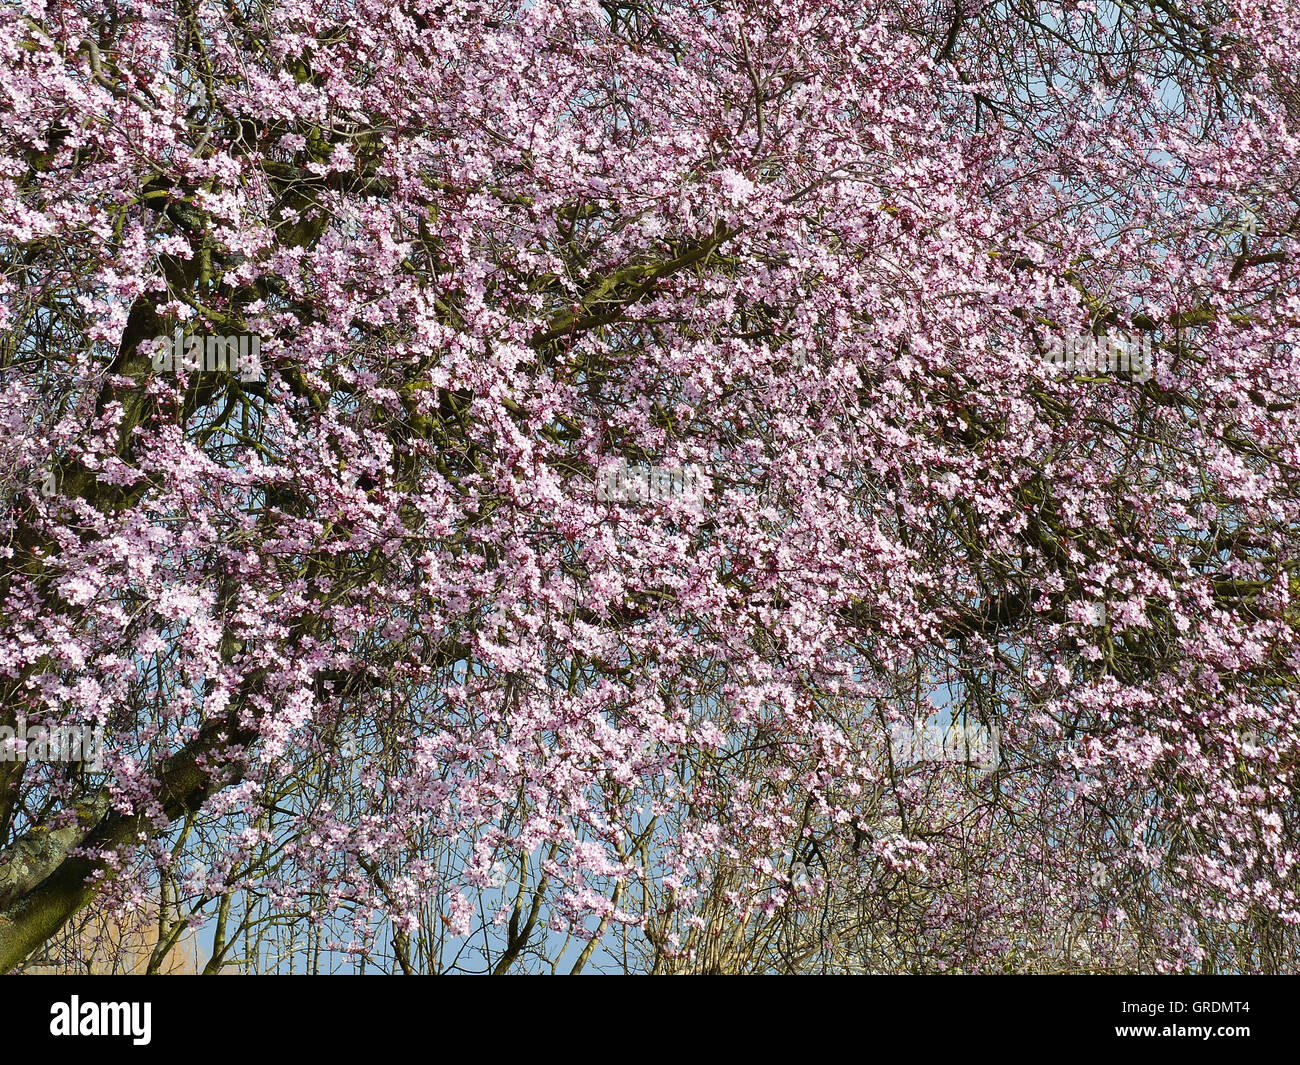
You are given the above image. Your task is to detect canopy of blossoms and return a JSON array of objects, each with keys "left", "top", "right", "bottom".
[{"left": 2, "top": 0, "right": 1299, "bottom": 973}]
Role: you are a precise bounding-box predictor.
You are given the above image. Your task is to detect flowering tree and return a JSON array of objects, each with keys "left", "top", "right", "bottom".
[{"left": 2, "top": 0, "right": 1300, "bottom": 973}]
